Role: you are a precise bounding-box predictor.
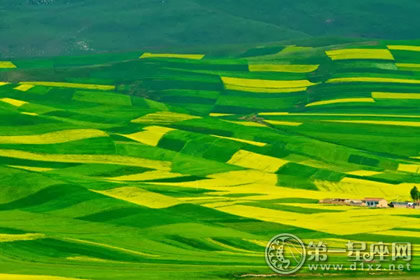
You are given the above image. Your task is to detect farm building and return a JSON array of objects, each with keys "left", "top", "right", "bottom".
[{"left": 363, "top": 198, "right": 388, "bottom": 208}]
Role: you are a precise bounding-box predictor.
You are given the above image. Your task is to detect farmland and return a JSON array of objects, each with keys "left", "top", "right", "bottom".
[{"left": 0, "top": 40, "right": 419, "bottom": 279}]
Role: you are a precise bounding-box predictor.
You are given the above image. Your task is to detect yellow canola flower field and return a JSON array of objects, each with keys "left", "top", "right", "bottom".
[
  {"left": 227, "top": 150, "right": 288, "bottom": 172},
  {"left": 140, "top": 52, "right": 205, "bottom": 60},
  {"left": 8, "top": 165, "right": 53, "bottom": 172},
  {"left": 224, "top": 120, "right": 266, "bottom": 127},
  {"left": 0, "top": 129, "right": 108, "bottom": 144},
  {"left": 132, "top": 111, "right": 200, "bottom": 124},
  {"left": 209, "top": 113, "right": 232, "bottom": 117},
  {"left": 211, "top": 135, "right": 266, "bottom": 147},
  {"left": 398, "top": 164, "right": 420, "bottom": 173},
  {"left": 387, "top": 45, "right": 420, "bottom": 52},
  {"left": 221, "top": 76, "right": 316, "bottom": 90},
  {"left": 0, "top": 233, "right": 45, "bottom": 243},
  {"left": 122, "top": 126, "right": 174, "bottom": 146},
  {"left": 0, "top": 275, "right": 86, "bottom": 280},
  {"left": 346, "top": 170, "right": 382, "bottom": 176},
  {"left": 325, "top": 49, "right": 394, "bottom": 60},
  {"left": 14, "top": 84, "right": 34, "bottom": 92},
  {"left": 0, "top": 149, "right": 171, "bottom": 170},
  {"left": 108, "top": 170, "right": 183, "bottom": 181},
  {"left": 248, "top": 64, "right": 319, "bottom": 73},
  {"left": 20, "top": 81, "right": 115, "bottom": 91},
  {"left": 0, "top": 98, "right": 27, "bottom": 107},
  {"left": 324, "top": 120, "right": 420, "bottom": 127},
  {"left": 260, "top": 112, "right": 420, "bottom": 118},
  {"left": 264, "top": 120, "right": 302, "bottom": 126},
  {"left": 0, "top": 61, "right": 16, "bottom": 68},
  {"left": 91, "top": 187, "right": 179, "bottom": 209},
  {"left": 372, "top": 92, "right": 420, "bottom": 99},
  {"left": 223, "top": 84, "right": 307, "bottom": 93},
  {"left": 327, "top": 77, "right": 420, "bottom": 84},
  {"left": 306, "top": 98, "right": 375, "bottom": 107}
]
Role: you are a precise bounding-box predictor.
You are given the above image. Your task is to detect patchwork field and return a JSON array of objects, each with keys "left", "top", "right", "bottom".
[{"left": 0, "top": 40, "right": 419, "bottom": 279}]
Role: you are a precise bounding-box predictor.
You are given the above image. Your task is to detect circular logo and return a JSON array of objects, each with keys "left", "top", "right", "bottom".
[{"left": 265, "top": 233, "right": 306, "bottom": 275}]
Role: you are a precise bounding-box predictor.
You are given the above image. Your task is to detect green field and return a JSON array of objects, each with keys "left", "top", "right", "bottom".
[{"left": 0, "top": 40, "right": 419, "bottom": 279}]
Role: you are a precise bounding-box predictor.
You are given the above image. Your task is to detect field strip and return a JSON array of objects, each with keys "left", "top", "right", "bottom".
[
  {"left": 66, "top": 256, "right": 131, "bottom": 263},
  {"left": 91, "top": 187, "right": 180, "bottom": 209},
  {"left": 264, "top": 120, "right": 302, "bottom": 126},
  {"left": 223, "top": 84, "right": 307, "bottom": 93},
  {"left": 327, "top": 77, "right": 420, "bottom": 84},
  {"left": 227, "top": 150, "right": 288, "bottom": 172},
  {"left": 221, "top": 76, "right": 316, "bottom": 89},
  {"left": 8, "top": 165, "right": 53, "bottom": 172},
  {"left": 0, "top": 233, "right": 45, "bottom": 243},
  {"left": 224, "top": 120, "right": 266, "bottom": 127},
  {"left": 0, "top": 129, "right": 108, "bottom": 144},
  {"left": 396, "top": 63, "right": 420, "bottom": 70},
  {"left": 209, "top": 113, "right": 233, "bottom": 117},
  {"left": 0, "top": 61, "right": 16, "bottom": 68},
  {"left": 19, "top": 81, "right": 115, "bottom": 91},
  {"left": 121, "top": 126, "right": 174, "bottom": 146},
  {"left": 259, "top": 112, "right": 420, "bottom": 118},
  {"left": 325, "top": 49, "right": 394, "bottom": 60},
  {"left": 387, "top": 45, "right": 420, "bottom": 52},
  {"left": 0, "top": 98, "right": 27, "bottom": 107},
  {"left": 140, "top": 52, "right": 205, "bottom": 60},
  {"left": 372, "top": 92, "right": 420, "bottom": 99},
  {"left": 211, "top": 135, "right": 266, "bottom": 147},
  {"left": 248, "top": 64, "right": 319, "bottom": 73},
  {"left": 346, "top": 170, "right": 382, "bottom": 176},
  {"left": 63, "top": 237, "right": 158, "bottom": 257},
  {"left": 0, "top": 274, "right": 87, "bottom": 280},
  {"left": 131, "top": 111, "right": 200, "bottom": 124},
  {"left": 398, "top": 164, "right": 420, "bottom": 173},
  {"left": 14, "top": 84, "right": 34, "bottom": 92},
  {"left": 107, "top": 170, "right": 184, "bottom": 181},
  {"left": 323, "top": 120, "right": 420, "bottom": 127},
  {"left": 306, "top": 98, "right": 375, "bottom": 107},
  {"left": 0, "top": 149, "right": 172, "bottom": 170}
]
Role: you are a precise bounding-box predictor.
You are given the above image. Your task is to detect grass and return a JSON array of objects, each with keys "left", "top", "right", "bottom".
[{"left": 0, "top": 38, "right": 419, "bottom": 280}]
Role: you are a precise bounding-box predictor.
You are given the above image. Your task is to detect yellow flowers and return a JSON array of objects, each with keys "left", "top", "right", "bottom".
[
  {"left": 91, "top": 187, "right": 179, "bottom": 209},
  {"left": 0, "top": 61, "right": 16, "bottom": 68},
  {"left": 248, "top": 64, "right": 319, "bottom": 73},
  {"left": 140, "top": 52, "right": 205, "bottom": 60},
  {"left": 326, "top": 49, "right": 394, "bottom": 60},
  {"left": 131, "top": 111, "right": 200, "bottom": 124},
  {"left": 327, "top": 77, "right": 420, "bottom": 84},
  {"left": 122, "top": 126, "right": 175, "bottom": 146},
  {"left": 324, "top": 120, "right": 420, "bottom": 127},
  {"left": 211, "top": 134, "right": 266, "bottom": 147},
  {"left": 0, "top": 233, "right": 45, "bottom": 243},
  {"left": 372, "top": 92, "right": 420, "bottom": 99},
  {"left": 0, "top": 129, "right": 108, "bottom": 144},
  {"left": 0, "top": 98, "right": 27, "bottom": 107},
  {"left": 387, "top": 45, "right": 420, "bottom": 52},
  {"left": 221, "top": 76, "right": 315, "bottom": 93},
  {"left": 14, "top": 84, "right": 34, "bottom": 92},
  {"left": 306, "top": 98, "right": 375, "bottom": 107},
  {"left": 0, "top": 274, "right": 86, "bottom": 280},
  {"left": 264, "top": 120, "right": 302, "bottom": 126},
  {"left": 227, "top": 150, "right": 288, "bottom": 172},
  {"left": 19, "top": 81, "right": 115, "bottom": 91}
]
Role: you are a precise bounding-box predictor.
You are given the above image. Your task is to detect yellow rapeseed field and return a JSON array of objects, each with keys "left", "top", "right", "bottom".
[
  {"left": 346, "top": 170, "right": 382, "bottom": 176},
  {"left": 0, "top": 61, "right": 16, "bottom": 68},
  {"left": 327, "top": 77, "right": 420, "bottom": 84},
  {"left": 0, "top": 275, "right": 87, "bottom": 280},
  {"left": 264, "top": 120, "right": 302, "bottom": 126},
  {"left": 131, "top": 111, "right": 200, "bottom": 124},
  {"left": 387, "top": 45, "right": 420, "bottom": 52},
  {"left": 0, "top": 233, "right": 45, "bottom": 243},
  {"left": 398, "top": 163, "right": 420, "bottom": 173},
  {"left": 140, "top": 53, "right": 205, "bottom": 60},
  {"left": 372, "top": 92, "right": 420, "bottom": 99},
  {"left": 122, "top": 126, "right": 174, "bottom": 146},
  {"left": 19, "top": 81, "right": 115, "bottom": 91},
  {"left": 0, "top": 129, "right": 108, "bottom": 144},
  {"left": 325, "top": 49, "right": 394, "bottom": 60},
  {"left": 8, "top": 165, "right": 53, "bottom": 172},
  {"left": 248, "top": 64, "right": 319, "bottom": 73},
  {"left": 224, "top": 120, "right": 266, "bottom": 127},
  {"left": 0, "top": 98, "right": 28, "bottom": 107},
  {"left": 91, "top": 187, "right": 179, "bottom": 209},
  {"left": 306, "top": 98, "right": 375, "bottom": 107},
  {"left": 227, "top": 150, "right": 288, "bottom": 172},
  {"left": 221, "top": 76, "right": 316, "bottom": 89},
  {"left": 211, "top": 135, "right": 266, "bottom": 147},
  {"left": 14, "top": 84, "right": 34, "bottom": 92},
  {"left": 108, "top": 170, "right": 183, "bottom": 181},
  {"left": 0, "top": 149, "right": 172, "bottom": 170},
  {"left": 324, "top": 120, "right": 420, "bottom": 127}
]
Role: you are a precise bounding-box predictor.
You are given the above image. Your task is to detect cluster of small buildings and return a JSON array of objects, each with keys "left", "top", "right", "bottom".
[{"left": 319, "top": 198, "right": 419, "bottom": 209}]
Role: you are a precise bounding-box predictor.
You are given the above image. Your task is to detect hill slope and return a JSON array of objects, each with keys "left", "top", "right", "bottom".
[
  {"left": 0, "top": 40, "right": 419, "bottom": 279},
  {"left": 2, "top": 0, "right": 420, "bottom": 58}
]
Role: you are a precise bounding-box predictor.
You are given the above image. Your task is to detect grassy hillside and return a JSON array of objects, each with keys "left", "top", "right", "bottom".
[
  {"left": 0, "top": 39, "right": 419, "bottom": 279},
  {"left": 2, "top": 0, "right": 420, "bottom": 58}
]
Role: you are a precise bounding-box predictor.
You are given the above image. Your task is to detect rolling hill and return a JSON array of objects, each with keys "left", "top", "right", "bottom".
[
  {"left": 0, "top": 39, "right": 419, "bottom": 279},
  {"left": 2, "top": 0, "right": 420, "bottom": 58}
]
